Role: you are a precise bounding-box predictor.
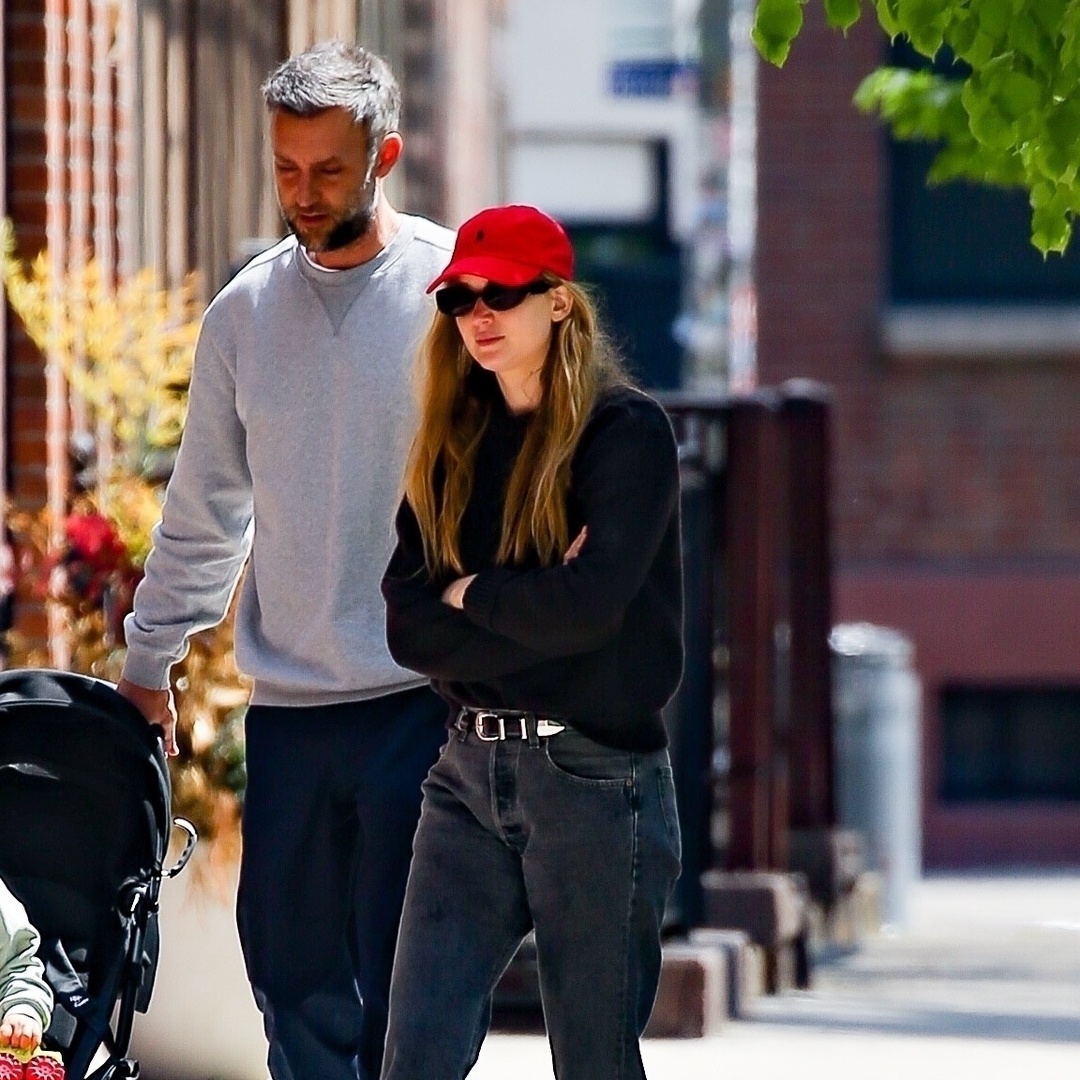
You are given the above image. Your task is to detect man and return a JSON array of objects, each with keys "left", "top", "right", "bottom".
[{"left": 117, "top": 41, "right": 453, "bottom": 1080}]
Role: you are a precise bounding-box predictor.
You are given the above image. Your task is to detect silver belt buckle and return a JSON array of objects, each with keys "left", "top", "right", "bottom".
[
  {"left": 472, "top": 711, "right": 563, "bottom": 740},
  {"left": 474, "top": 712, "right": 530, "bottom": 740},
  {"left": 474, "top": 712, "right": 504, "bottom": 741}
]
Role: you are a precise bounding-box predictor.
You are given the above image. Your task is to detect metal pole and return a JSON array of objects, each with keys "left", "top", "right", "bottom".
[
  {"left": 724, "top": 391, "right": 787, "bottom": 870},
  {"left": 781, "top": 380, "right": 836, "bottom": 830}
]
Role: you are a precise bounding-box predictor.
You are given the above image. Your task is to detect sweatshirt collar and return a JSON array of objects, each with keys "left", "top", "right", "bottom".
[{"left": 294, "top": 215, "right": 418, "bottom": 290}]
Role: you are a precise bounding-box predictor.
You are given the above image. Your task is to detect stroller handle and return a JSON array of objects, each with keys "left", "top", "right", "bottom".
[{"left": 164, "top": 817, "right": 198, "bottom": 878}]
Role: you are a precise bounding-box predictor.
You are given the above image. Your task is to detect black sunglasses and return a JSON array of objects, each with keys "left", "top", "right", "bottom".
[{"left": 434, "top": 279, "right": 552, "bottom": 318}]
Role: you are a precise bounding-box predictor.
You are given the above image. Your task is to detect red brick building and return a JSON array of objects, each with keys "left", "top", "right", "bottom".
[
  {"left": 3, "top": 0, "right": 498, "bottom": 650},
  {"left": 758, "top": 8, "right": 1080, "bottom": 865},
  {"left": 4, "top": 0, "right": 282, "bottom": 646}
]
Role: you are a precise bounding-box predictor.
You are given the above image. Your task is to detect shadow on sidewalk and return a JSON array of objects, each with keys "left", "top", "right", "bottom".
[{"left": 749, "top": 998, "right": 1080, "bottom": 1043}]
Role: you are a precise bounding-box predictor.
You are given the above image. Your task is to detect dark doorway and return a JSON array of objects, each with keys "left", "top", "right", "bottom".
[{"left": 566, "top": 143, "right": 684, "bottom": 390}]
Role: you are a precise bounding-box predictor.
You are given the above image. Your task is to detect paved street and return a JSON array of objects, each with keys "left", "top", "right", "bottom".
[{"left": 470, "top": 872, "right": 1080, "bottom": 1080}]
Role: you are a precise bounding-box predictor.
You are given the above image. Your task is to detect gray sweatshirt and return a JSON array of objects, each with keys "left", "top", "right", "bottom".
[
  {"left": 122, "top": 216, "right": 455, "bottom": 706},
  {"left": 0, "top": 879, "right": 52, "bottom": 1028}
]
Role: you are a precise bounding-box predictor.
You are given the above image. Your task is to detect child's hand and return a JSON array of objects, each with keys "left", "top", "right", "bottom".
[{"left": 0, "top": 1012, "right": 42, "bottom": 1053}]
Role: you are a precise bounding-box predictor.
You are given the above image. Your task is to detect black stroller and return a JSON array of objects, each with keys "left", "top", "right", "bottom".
[{"left": 0, "top": 669, "right": 196, "bottom": 1080}]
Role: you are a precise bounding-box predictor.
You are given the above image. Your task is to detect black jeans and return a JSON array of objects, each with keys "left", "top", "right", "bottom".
[
  {"left": 381, "top": 723, "right": 681, "bottom": 1080},
  {"left": 237, "top": 686, "right": 448, "bottom": 1080}
]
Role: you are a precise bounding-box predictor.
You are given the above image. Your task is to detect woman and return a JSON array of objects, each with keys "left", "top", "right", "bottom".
[{"left": 380, "top": 204, "right": 683, "bottom": 1080}]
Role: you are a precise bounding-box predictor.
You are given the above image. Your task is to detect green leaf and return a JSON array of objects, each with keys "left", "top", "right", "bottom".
[
  {"left": 1046, "top": 100, "right": 1080, "bottom": 150},
  {"left": 773, "top": 0, "right": 1080, "bottom": 252},
  {"left": 855, "top": 68, "right": 968, "bottom": 141},
  {"left": 1051, "top": 58, "right": 1080, "bottom": 97},
  {"left": 874, "top": 0, "right": 903, "bottom": 37},
  {"left": 1062, "top": 2, "right": 1080, "bottom": 68},
  {"left": 962, "top": 78, "right": 1017, "bottom": 149},
  {"left": 969, "top": 112, "right": 1015, "bottom": 149},
  {"left": 1008, "top": 11, "right": 1058, "bottom": 73},
  {"left": 1031, "top": 0, "right": 1069, "bottom": 40},
  {"left": 1034, "top": 102, "right": 1080, "bottom": 181},
  {"left": 1033, "top": 141, "right": 1074, "bottom": 182},
  {"left": 853, "top": 66, "right": 913, "bottom": 112},
  {"left": 976, "top": 0, "right": 1014, "bottom": 40},
  {"left": 955, "top": 28, "right": 1000, "bottom": 68},
  {"left": 895, "top": 0, "right": 950, "bottom": 57},
  {"left": 994, "top": 71, "right": 1043, "bottom": 120},
  {"left": 1032, "top": 201, "right": 1072, "bottom": 255},
  {"left": 824, "top": 0, "right": 862, "bottom": 32},
  {"left": 948, "top": 12, "right": 979, "bottom": 59},
  {"left": 1030, "top": 180, "right": 1057, "bottom": 209},
  {"left": 752, "top": 0, "right": 806, "bottom": 66},
  {"left": 925, "top": 147, "right": 973, "bottom": 183},
  {"left": 927, "top": 142, "right": 1025, "bottom": 187}
]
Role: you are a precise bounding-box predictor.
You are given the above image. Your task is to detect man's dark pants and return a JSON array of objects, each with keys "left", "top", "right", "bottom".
[{"left": 237, "top": 685, "right": 448, "bottom": 1080}]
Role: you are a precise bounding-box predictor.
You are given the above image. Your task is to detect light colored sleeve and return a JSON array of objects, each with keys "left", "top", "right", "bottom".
[
  {"left": 0, "top": 883, "right": 52, "bottom": 1029},
  {"left": 121, "top": 316, "right": 254, "bottom": 690}
]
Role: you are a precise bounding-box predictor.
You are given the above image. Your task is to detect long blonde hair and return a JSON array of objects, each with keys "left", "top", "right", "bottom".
[{"left": 403, "top": 277, "right": 625, "bottom": 576}]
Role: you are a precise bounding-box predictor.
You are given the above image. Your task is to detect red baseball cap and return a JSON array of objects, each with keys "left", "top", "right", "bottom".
[{"left": 426, "top": 204, "right": 575, "bottom": 293}]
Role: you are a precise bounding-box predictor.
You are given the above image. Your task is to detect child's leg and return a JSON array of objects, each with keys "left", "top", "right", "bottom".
[
  {"left": 380, "top": 752, "right": 531, "bottom": 1080},
  {"left": 522, "top": 736, "right": 682, "bottom": 1080}
]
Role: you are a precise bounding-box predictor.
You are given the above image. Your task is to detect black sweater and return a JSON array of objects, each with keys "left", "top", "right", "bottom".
[{"left": 381, "top": 378, "right": 683, "bottom": 751}]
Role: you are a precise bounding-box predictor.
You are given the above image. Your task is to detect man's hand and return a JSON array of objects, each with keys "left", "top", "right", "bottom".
[
  {"left": 0, "top": 1011, "right": 42, "bottom": 1054},
  {"left": 117, "top": 678, "right": 179, "bottom": 756}
]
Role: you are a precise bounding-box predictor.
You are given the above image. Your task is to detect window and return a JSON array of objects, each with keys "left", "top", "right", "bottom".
[
  {"left": 555, "top": 140, "right": 684, "bottom": 391},
  {"left": 940, "top": 687, "right": 1080, "bottom": 802},
  {"left": 888, "top": 43, "right": 1080, "bottom": 303}
]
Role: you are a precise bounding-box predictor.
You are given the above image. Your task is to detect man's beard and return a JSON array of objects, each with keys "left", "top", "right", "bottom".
[{"left": 284, "top": 177, "right": 377, "bottom": 254}]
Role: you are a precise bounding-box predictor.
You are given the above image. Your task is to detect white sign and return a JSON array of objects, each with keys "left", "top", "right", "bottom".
[
  {"left": 606, "top": 0, "right": 700, "bottom": 97},
  {"left": 608, "top": 0, "right": 677, "bottom": 59}
]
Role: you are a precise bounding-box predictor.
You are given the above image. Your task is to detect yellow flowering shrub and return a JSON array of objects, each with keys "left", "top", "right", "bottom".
[{"left": 1, "top": 222, "right": 248, "bottom": 853}]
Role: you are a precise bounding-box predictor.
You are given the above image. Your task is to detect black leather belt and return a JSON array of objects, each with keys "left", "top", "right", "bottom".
[{"left": 455, "top": 707, "right": 566, "bottom": 741}]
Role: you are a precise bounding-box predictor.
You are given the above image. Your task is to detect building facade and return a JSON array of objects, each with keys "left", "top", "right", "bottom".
[
  {"left": 757, "top": 5, "right": 1080, "bottom": 866},
  {"left": 3, "top": 0, "right": 500, "bottom": 644}
]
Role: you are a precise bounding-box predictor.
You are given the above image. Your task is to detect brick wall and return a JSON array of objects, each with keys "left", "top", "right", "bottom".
[
  {"left": 757, "top": 4, "right": 1080, "bottom": 566},
  {"left": 757, "top": 6, "right": 1080, "bottom": 865},
  {"left": 842, "top": 363, "right": 1080, "bottom": 560},
  {"left": 756, "top": 4, "right": 885, "bottom": 562},
  {"left": 5, "top": 0, "right": 50, "bottom": 643},
  {"left": 6, "top": 0, "right": 51, "bottom": 513}
]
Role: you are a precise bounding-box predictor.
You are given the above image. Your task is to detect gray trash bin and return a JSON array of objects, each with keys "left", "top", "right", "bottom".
[{"left": 830, "top": 622, "right": 922, "bottom": 928}]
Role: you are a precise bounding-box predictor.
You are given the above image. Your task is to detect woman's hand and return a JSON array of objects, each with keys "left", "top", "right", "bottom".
[
  {"left": 441, "top": 574, "right": 477, "bottom": 610},
  {"left": 440, "top": 527, "right": 584, "bottom": 612},
  {"left": 564, "top": 526, "right": 587, "bottom": 563}
]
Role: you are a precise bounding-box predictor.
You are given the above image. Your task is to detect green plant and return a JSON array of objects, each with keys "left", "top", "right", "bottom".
[
  {"left": 1, "top": 224, "right": 248, "bottom": 853},
  {"left": 753, "top": 0, "right": 1080, "bottom": 254}
]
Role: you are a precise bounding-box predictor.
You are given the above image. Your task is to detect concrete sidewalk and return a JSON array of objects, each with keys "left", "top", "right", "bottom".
[{"left": 469, "top": 872, "right": 1080, "bottom": 1079}]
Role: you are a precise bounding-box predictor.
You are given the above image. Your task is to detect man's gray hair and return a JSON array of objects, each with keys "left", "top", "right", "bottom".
[{"left": 262, "top": 41, "right": 401, "bottom": 164}]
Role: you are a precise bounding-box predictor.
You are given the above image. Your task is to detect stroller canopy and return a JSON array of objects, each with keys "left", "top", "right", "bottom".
[{"left": 0, "top": 669, "right": 177, "bottom": 1079}]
